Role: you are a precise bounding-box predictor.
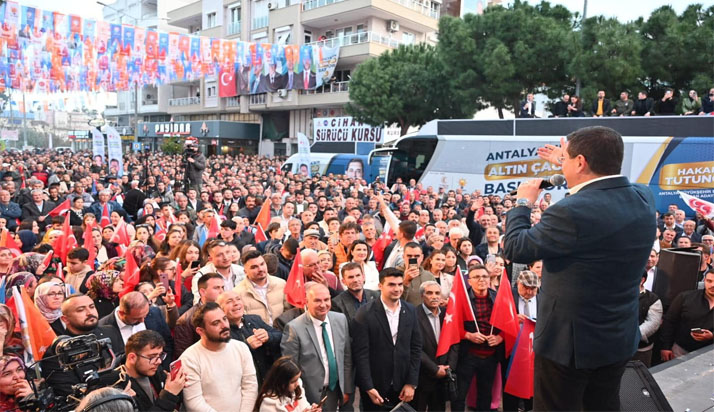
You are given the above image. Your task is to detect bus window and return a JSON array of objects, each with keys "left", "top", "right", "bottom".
[{"left": 388, "top": 137, "right": 437, "bottom": 185}]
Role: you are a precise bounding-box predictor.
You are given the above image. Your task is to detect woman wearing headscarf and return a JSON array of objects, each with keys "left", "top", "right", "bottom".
[
  {"left": 85, "top": 270, "right": 124, "bottom": 319},
  {"left": 33, "top": 281, "right": 65, "bottom": 335},
  {"left": 13, "top": 253, "right": 44, "bottom": 277},
  {"left": 0, "top": 305, "right": 23, "bottom": 357},
  {"left": 16, "top": 230, "right": 37, "bottom": 253},
  {"left": 0, "top": 356, "right": 33, "bottom": 412},
  {"left": 4, "top": 273, "right": 38, "bottom": 303}
]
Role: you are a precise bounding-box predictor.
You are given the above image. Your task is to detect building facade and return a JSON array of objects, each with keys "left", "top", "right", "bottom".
[{"left": 154, "top": 0, "right": 440, "bottom": 156}]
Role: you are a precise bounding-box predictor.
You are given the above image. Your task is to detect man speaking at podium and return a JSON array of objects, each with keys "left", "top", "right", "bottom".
[{"left": 504, "top": 126, "right": 656, "bottom": 411}]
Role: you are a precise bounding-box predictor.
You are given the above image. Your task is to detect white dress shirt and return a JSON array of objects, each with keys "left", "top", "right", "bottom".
[
  {"left": 310, "top": 313, "right": 334, "bottom": 387},
  {"left": 114, "top": 308, "right": 146, "bottom": 343},
  {"left": 517, "top": 295, "right": 537, "bottom": 320},
  {"left": 643, "top": 267, "right": 657, "bottom": 292},
  {"left": 381, "top": 297, "right": 401, "bottom": 345}
]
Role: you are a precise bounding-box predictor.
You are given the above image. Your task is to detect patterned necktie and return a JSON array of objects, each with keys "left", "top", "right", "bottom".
[{"left": 322, "top": 321, "right": 338, "bottom": 391}]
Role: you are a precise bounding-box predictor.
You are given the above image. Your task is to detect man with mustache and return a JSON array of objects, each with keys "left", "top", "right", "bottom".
[
  {"left": 40, "top": 294, "right": 124, "bottom": 397},
  {"left": 179, "top": 302, "right": 258, "bottom": 412}
]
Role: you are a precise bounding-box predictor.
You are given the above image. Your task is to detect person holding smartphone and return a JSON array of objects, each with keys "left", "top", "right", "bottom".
[
  {"left": 253, "top": 357, "right": 322, "bottom": 412},
  {"left": 124, "top": 330, "right": 185, "bottom": 411}
]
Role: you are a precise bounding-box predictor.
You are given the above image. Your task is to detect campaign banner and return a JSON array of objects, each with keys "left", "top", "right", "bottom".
[
  {"left": 90, "top": 127, "right": 105, "bottom": 166},
  {"left": 1, "top": 129, "right": 18, "bottom": 141},
  {"left": 313, "top": 117, "right": 386, "bottom": 144},
  {"left": 296, "top": 132, "right": 311, "bottom": 178},
  {"left": 0, "top": 5, "right": 340, "bottom": 95},
  {"left": 104, "top": 125, "right": 123, "bottom": 176}
]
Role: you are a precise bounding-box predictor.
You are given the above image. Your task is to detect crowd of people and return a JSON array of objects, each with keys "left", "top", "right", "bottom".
[
  {"left": 0, "top": 143, "right": 710, "bottom": 412},
  {"left": 520, "top": 87, "right": 714, "bottom": 118}
]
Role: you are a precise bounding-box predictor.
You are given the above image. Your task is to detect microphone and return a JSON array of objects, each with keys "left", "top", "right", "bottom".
[{"left": 509, "top": 174, "right": 565, "bottom": 196}]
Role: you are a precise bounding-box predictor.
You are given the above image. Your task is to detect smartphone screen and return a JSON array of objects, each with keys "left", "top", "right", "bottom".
[
  {"left": 170, "top": 360, "right": 182, "bottom": 379},
  {"left": 408, "top": 257, "right": 418, "bottom": 268},
  {"left": 189, "top": 260, "right": 200, "bottom": 269}
]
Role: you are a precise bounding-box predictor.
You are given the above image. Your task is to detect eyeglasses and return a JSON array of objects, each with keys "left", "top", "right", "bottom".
[
  {"left": 46, "top": 292, "right": 65, "bottom": 298},
  {"left": 137, "top": 352, "right": 167, "bottom": 363}
]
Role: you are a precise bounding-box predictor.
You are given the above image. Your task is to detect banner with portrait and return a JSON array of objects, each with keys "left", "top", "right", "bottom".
[{"left": 0, "top": 2, "right": 340, "bottom": 95}]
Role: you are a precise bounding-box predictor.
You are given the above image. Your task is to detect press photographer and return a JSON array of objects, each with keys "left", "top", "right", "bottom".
[
  {"left": 183, "top": 138, "right": 206, "bottom": 192},
  {"left": 40, "top": 295, "right": 123, "bottom": 398}
]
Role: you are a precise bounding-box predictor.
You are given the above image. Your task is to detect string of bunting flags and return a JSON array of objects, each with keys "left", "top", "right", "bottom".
[{"left": 0, "top": 1, "right": 340, "bottom": 96}]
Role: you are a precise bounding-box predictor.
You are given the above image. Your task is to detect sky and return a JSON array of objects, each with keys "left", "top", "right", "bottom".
[{"left": 16, "top": 0, "right": 714, "bottom": 23}]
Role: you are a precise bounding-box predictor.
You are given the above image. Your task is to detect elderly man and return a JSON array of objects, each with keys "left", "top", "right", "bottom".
[
  {"left": 302, "top": 248, "right": 342, "bottom": 296},
  {"left": 218, "top": 290, "right": 282, "bottom": 384},
  {"left": 89, "top": 189, "right": 129, "bottom": 223},
  {"left": 0, "top": 189, "right": 21, "bottom": 231},
  {"left": 21, "top": 188, "right": 55, "bottom": 229},
  {"left": 281, "top": 283, "right": 353, "bottom": 410}
]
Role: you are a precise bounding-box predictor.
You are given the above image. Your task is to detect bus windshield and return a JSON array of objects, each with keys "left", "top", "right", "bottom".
[{"left": 388, "top": 136, "right": 438, "bottom": 185}]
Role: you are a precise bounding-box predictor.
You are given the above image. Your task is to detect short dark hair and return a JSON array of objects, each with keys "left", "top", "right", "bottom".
[
  {"left": 241, "top": 249, "right": 263, "bottom": 265},
  {"left": 192, "top": 301, "right": 222, "bottom": 329},
  {"left": 67, "top": 247, "right": 89, "bottom": 262},
  {"left": 566, "top": 126, "right": 624, "bottom": 176},
  {"left": 404, "top": 241, "right": 422, "bottom": 252},
  {"left": 265, "top": 222, "right": 282, "bottom": 235},
  {"left": 398, "top": 220, "right": 417, "bottom": 240},
  {"left": 125, "top": 330, "right": 165, "bottom": 355},
  {"left": 283, "top": 237, "right": 299, "bottom": 255},
  {"left": 220, "top": 220, "right": 236, "bottom": 230},
  {"left": 262, "top": 253, "right": 279, "bottom": 274},
  {"left": 341, "top": 261, "right": 363, "bottom": 278},
  {"left": 339, "top": 221, "right": 360, "bottom": 235},
  {"left": 197, "top": 272, "right": 224, "bottom": 290},
  {"left": 379, "top": 267, "right": 404, "bottom": 283}
]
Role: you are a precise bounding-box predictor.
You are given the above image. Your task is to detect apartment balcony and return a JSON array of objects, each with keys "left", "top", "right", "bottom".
[
  {"left": 251, "top": 16, "right": 269, "bottom": 30},
  {"left": 299, "top": 81, "right": 350, "bottom": 107},
  {"left": 301, "top": 0, "right": 439, "bottom": 33},
  {"left": 227, "top": 21, "right": 241, "bottom": 36},
  {"left": 167, "top": 1, "right": 201, "bottom": 30},
  {"left": 167, "top": 96, "right": 202, "bottom": 114},
  {"left": 306, "top": 31, "right": 404, "bottom": 65},
  {"left": 226, "top": 96, "right": 242, "bottom": 108}
]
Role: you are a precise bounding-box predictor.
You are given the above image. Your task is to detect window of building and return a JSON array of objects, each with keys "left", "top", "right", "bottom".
[
  {"left": 275, "top": 25, "right": 292, "bottom": 45},
  {"left": 230, "top": 6, "right": 241, "bottom": 22},
  {"left": 304, "top": 30, "right": 312, "bottom": 43},
  {"left": 403, "top": 31, "right": 415, "bottom": 45},
  {"left": 206, "top": 12, "right": 217, "bottom": 28}
]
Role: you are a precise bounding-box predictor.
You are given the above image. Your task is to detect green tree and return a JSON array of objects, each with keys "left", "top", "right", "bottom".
[
  {"left": 569, "top": 16, "right": 644, "bottom": 101},
  {"left": 639, "top": 5, "right": 714, "bottom": 97},
  {"left": 161, "top": 136, "right": 183, "bottom": 154},
  {"left": 346, "top": 43, "right": 475, "bottom": 135},
  {"left": 438, "top": 1, "right": 574, "bottom": 118}
]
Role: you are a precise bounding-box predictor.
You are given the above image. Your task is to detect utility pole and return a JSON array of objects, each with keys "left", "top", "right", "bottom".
[
  {"left": 21, "top": 91, "right": 27, "bottom": 149},
  {"left": 575, "top": 0, "right": 587, "bottom": 97}
]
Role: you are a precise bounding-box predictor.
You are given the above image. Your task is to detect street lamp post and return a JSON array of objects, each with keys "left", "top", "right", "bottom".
[{"left": 97, "top": 1, "right": 140, "bottom": 145}]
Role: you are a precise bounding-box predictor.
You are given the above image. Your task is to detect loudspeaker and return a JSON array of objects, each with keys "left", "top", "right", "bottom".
[
  {"left": 619, "top": 361, "right": 672, "bottom": 411},
  {"left": 652, "top": 248, "right": 701, "bottom": 308}
]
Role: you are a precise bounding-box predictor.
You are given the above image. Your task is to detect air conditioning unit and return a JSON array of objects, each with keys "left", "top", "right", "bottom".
[
  {"left": 277, "top": 89, "right": 288, "bottom": 98},
  {"left": 268, "top": 2, "right": 276, "bottom": 10},
  {"left": 388, "top": 20, "right": 399, "bottom": 32}
]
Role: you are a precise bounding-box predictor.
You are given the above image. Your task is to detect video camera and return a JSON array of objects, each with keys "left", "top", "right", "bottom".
[{"left": 19, "top": 335, "right": 122, "bottom": 412}]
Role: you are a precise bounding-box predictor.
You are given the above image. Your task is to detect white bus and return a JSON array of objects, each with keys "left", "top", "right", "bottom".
[{"left": 369, "top": 117, "right": 714, "bottom": 213}]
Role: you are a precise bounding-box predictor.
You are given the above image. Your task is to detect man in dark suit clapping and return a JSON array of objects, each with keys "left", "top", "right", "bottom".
[
  {"left": 352, "top": 267, "right": 422, "bottom": 411},
  {"left": 504, "top": 126, "right": 656, "bottom": 411}
]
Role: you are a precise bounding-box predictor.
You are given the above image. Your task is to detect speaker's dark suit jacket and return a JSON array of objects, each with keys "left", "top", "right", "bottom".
[
  {"left": 504, "top": 176, "right": 656, "bottom": 369},
  {"left": 331, "top": 289, "right": 379, "bottom": 323},
  {"left": 352, "top": 298, "right": 422, "bottom": 396},
  {"left": 98, "top": 306, "right": 174, "bottom": 369}
]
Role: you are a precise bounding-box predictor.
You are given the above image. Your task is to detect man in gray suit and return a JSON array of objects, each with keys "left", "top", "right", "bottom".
[{"left": 281, "top": 282, "right": 353, "bottom": 410}]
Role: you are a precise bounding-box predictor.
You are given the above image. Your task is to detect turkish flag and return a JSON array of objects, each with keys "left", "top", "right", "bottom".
[
  {"left": 52, "top": 213, "right": 77, "bottom": 265},
  {"left": 46, "top": 198, "right": 71, "bottom": 217},
  {"left": 437, "top": 267, "right": 475, "bottom": 357},
  {"left": 120, "top": 250, "right": 140, "bottom": 298},
  {"left": 174, "top": 260, "right": 182, "bottom": 307},
  {"left": 490, "top": 269, "right": 520, "bottom": 356},
  {"left": 82, "top": 223, "right": 96, "bottom": 270},
  {"left": 218, "top": 65, "right": 237, "bottom": 97},
  {"left": 254, "top": 224, "right": 267, "bottom": 243},
  {"left": 99, "top": 203, "right": 111, "bottom": 228},
  {"left": 285, "top": 248, "right": 306, "bottom": 308},
  {"left": 109, "top": 218, "right": 132, "bottom": 247},
  {"left": 0, "top": 230, "right": 21, "bottom": 257},
  {"left": 254, "top": 199, "right": 272, "bottom": 229},
  {"left": 207, "top": 214, "right": 221, "bottom": 240},
  {"left": 504, "top": 319, "right": 536, "bottom": 399},
  {"left": 373, "top": 224, "right": 395, "bottom": 271},
  {"left": 679, "top": 191, "right": 714, "bottom": 219}
]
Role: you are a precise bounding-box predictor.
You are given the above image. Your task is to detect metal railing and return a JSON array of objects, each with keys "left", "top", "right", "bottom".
[
  {"left": 227, "top": 21, "right": 241, "bottom": 35},
  {"left": 168, "top": 97, "right": 201, "bottom": 106},
  {"left": 250, "top": 93, "right": 267, "bottom": 105},
  {"left": 251, "top": 16, "right": 269, "bottom": 30},
  {"left": 302, "top": 0, "right": 439, "bottom": 18},
  {"left": 306, "top": 31, "right": 401, "bottom": 48},
  {"left": 226, "top": 96, "right": 241, "bottom": 107},
  {"left": 301, "top": 81, "right": 350, "bottom": 95}
]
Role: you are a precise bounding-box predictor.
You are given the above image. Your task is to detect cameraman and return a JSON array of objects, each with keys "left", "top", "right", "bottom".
[
  {"left": 184, "top": 140, "right": 206, "bottom": 192},
  {"left": 40, "top": 294, "right": 123, "bottom": 398},
  {"left": 124, "top": 330, "right": 184, "bottom": 411},
  {"left": 0, "top": 356, "right": 33, "bottom": 411}
]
